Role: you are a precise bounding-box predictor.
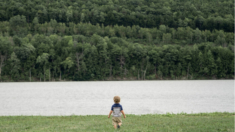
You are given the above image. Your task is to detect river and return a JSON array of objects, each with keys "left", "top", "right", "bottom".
[{"left": 0, "top": 80, "right": 234, "bottom": 116}]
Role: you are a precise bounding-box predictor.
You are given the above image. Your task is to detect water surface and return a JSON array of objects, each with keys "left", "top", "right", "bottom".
[{"left": 0, "top": 80, "right": 234, "bottom": 116}]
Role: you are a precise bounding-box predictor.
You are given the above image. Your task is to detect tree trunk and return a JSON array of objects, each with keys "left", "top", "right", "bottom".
[
  {"left": 187, "top": 64, "right": 189, "bottom": 79},
  {"left": 0, "top": 69, "right": 1, "bottom": 81},
  {"left": 54, "top": 68, "right": 57, "bottom": 81},
  {"left": 143, "top": 60, "right": 148, "bottom": 80},
  {"left": 60, "top": 70, "right": 61, "bottom": 81},
  {"left": 120, "top": 56, "right": 123, "bottom": 78},
  {"left": 0, "top": 55, "right": 6, "bottom": 80},
  {"left": 138, "top": 70, "right": 139, "bottom": 80},
  {"left": 44, "top": 69, "right": 45, "bottom": 82},
  {"left": 120, "top": 65, "right": 122, "bottom": 78},
  {"left": 155, "top": 64, "right": 156, "bottom": 75},
  {"left": 143, "top": 71, "right": 146, "bottom": 80},
  {"left": 109, "top": 64, "right": 112, "bottom": 78},
  {"left": 142, "top": 70, "right": 144, "bottom": 80},
  {"left": 0, "top": 64, "right": 2, "bottom": 78},
  {"left": 49, "top": 69, "right": 50, "bottom": 81},
  {"left": 76, "top": 53, "right": 80, "bottom": 71},
  {"left": 141, "top": 70, "right": 143, "bottom": 80},
  {"left": 29, "top": 68, "right": 31, "bottom": 82},
  {"left": 119, "top": 54, "right": 125, "bottom": 79},
  {"left": 76, "top": 52, "right": 83, "bottom": 72},
  {"left": 144, "top": 67, "right": 147, "bottom": 80}
]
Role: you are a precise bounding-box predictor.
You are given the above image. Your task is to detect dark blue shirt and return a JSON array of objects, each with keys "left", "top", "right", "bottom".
[{"left": 111, "top": 103, "right": 123, "bottom": 117}]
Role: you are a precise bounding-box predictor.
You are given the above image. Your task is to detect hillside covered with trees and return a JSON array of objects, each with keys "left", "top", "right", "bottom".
[{"left": 0, "top": 0, "right": 234, "bottom": 81}]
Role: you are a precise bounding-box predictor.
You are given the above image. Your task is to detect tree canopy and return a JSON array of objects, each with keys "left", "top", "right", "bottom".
[{"left": 0, "top": 0, "right": 234, "bottom": 81}]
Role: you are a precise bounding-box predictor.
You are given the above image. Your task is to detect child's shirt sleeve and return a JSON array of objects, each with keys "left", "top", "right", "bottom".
[{"left": 111, "top": 104, "right": 123, "bottom": 110}]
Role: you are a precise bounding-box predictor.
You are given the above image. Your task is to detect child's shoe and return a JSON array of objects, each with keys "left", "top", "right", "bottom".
[{"left": 117, "top": 125, "right": 120, "bottom": 129}]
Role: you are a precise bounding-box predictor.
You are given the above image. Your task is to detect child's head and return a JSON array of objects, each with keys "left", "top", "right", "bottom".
[{"left": 113, "top": 96, "right": 120, "bottom": 103}]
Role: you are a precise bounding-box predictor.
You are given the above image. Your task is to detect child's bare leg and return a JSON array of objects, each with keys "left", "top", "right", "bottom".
[
  {"left": 118, "top": 122, "right": 122, "bottom": 126},
  {"left": 113, "top": 124, "right": 117, "bottom": 129}
]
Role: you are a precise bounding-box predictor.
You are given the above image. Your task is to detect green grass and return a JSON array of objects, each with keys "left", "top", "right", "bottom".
[{"left": 0, "top": 112, "right": 234, "bottom": 132}]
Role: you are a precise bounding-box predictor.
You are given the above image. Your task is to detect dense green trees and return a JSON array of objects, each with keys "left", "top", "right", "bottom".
[
  {"left": 0, "top": 34, "right": 233, "bottom": 81},
  {"left": 0, "top": 0, "right": 234, "bottom": 32},
  {"left": 0, "top": 0, "right": 234, "bottom": 81},
  {"left": 0, "top": 36, "right": 12, "bottom": 79},
  {"left": 0, "top": 20, "right": 234, "bottom": 46}
]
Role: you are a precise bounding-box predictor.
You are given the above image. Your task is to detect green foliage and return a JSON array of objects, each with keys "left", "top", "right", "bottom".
[
  {"left": 0, "top": 34, "right": 234, "bottom": 81},
  {"left": 36, "top": 53, "right": 49, "bottom": 64},
  {"left": 61, "top": 57, "right": 74, "bottom": 70},
  {"left": 0, "top": 0, "right": 234, "bottom": 31},
  {"left": 9, "top": 15, "right": 28, "bottom": 37},
  {"left": 0, "top": 0, "right": 234, "bottom": 81},
  {"left": 9, "top": 52, "right": 20, "bottom": 80}
]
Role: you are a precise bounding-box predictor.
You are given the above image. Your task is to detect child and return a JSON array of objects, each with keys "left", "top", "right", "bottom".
[{"left": 108, "top": 96, "right": 126, "bottom": 129}]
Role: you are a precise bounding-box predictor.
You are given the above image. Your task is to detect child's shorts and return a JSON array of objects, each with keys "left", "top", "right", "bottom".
[{"left": 112, "top": 117, "right": 122, "bottom": 125}]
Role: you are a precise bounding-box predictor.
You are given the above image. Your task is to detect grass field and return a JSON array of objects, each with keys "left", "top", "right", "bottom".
[{"left": 0, "top": 112, "right": 234, "bottom": 132}]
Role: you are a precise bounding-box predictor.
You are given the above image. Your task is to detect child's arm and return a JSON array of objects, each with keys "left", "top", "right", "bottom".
[
  {"left": 108, "top": 110, "right": 113, "bottom": 118},
  {"left": 121, "top": 110, "right": 126, "bottom": 118}
]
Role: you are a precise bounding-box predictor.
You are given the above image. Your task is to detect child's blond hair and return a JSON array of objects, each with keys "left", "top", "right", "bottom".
[{"left": 113, "top": 96, "right": 120, "bottom": 103}]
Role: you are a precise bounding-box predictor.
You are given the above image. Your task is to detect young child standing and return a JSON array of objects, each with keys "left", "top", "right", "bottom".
[{"left": 108, "top": 96, "right": 126, "bottom": 129}]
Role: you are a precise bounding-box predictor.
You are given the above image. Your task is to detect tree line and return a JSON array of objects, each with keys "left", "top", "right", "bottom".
[
  {"left": 0, "top": 34, "right": 234, "bottom": 81},
  {"left": 0, "top": 0, "right": 234, "bottom": 81},
  {"left": 0, "top": 0, "right": 233, "bottom": 32},
  {"left": 0, "top": 16, "right": 234, "bottom": 47}
]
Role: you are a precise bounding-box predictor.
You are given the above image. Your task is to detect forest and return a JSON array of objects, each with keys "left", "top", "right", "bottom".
[{"left": 0, "top": 0, "right": 234, "bottom": 81}]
